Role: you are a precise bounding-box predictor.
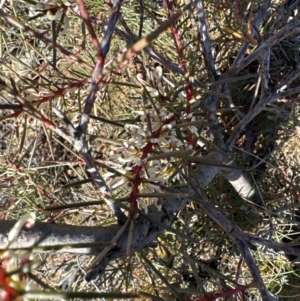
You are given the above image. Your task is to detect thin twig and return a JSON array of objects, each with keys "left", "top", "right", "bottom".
[
  {"left": 226, "top": 15, "right": 300, "bottom": 76},
  {"left": 0, "top": 9, "right": 90, "bottom": 68},
  {"left": 259, "top": 48, "right": 271, "bottom": 98},
  {"left": 138, "top": 0, "right": 144, "bottom": 38},
  {"left": 188, "top": 192, "right": 276, "bottom": 301},
  {"left": 103, "top": 3, "right": 192, "bottom": 76},
  {"left": 78, "top": 0, "right": 124, "bottom": 136},
  {"left": 226, "top": 70, "right": 300, "bottom": 149},
  {"left": 85, "top": 216, "right": 130, "bottom": 280},
  {"left": 76, "top": 0, "right": 101, "bottom": 54},
  {"left": 232, "top": 0, "right": 271, "bottom": 68},
  {"left": 195, "top": 0, "right": 218, "bottom": 81},
  {"left": 276, "top": 67, "right": 300, "bottom": 92}
]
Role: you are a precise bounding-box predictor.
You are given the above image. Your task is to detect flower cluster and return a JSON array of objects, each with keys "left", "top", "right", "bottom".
[
  {"left": 103, "top": 66, "right": 214, "bottom": 213},
  {"left": 31, "top": 0, "right": 74, "bottom": 35}
]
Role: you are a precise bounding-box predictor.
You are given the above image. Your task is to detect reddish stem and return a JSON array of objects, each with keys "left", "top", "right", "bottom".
[
  {"left": 35, "top": 79, "right": 89, "bottom": 106},
  {"left": 129, "top": 116, "right": 175, "bottom": 210},
  {"left": 165, "top": 0, "right": 194, "bottom": 145},
  {"left": 76, "top": 0, "right": 102, "bottom": 58}
]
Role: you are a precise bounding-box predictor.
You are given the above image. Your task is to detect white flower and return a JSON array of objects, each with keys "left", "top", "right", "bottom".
[
  {"left": 150, "top": 138, "right": 160, "bottom": 143},
  {"left": 161, "top": 112, "right": 174, "bottom": 121},
  {"left": 151, "top": 122, "right": 161, "bottom": 131},
  {"left": 102, "top": 171, "right": 115, "bottom": 180},
  {"left": 153, "top": 66, "right": 163, "bottom": 80},
  {"left": 47, "top": 8, "right": 63, "bottom": 21},
  {"left": 144, "top": 182, "right": 163, "bottom": 193},
  {"left": 109, "top": 176, "right": 129, "bottom": 189},
  {"left": 136, "top": 76, "right": 159, "bottom": 96},
  {"left": 178, "top": 91, "right": 187, "bottom": 101},
  {"left": 147, "top": 177, "right": 165, "bottom": 183},
  {"left": 153, "top": 198, "right": 162, "bottom": 211},
  {"left": 161, "top": 124, "right": 172, "bottom": 131},
  {"left": 138, "top": 199, "right": 148, "bottom": 214},
  {"left": 189, "top": 126, "right": 199, "bottom": 137},
  {"left": 132, "top": 111, "right": 145, "bottom": 117},
  {"left": 169, "top": 135, "right": 183, "bottom": 147},
  {"left": 127, "top": 136, "right": 146, "bottom": 148}
]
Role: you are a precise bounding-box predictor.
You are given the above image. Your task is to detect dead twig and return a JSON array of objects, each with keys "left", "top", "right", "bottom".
[{"left": 0, "top": 9, "right": 91, "bottom": 68}]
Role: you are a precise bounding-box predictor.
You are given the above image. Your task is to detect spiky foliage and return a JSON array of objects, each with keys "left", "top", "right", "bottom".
[{"left": 0, "top": 0, "right": 300, "bottom": 300}]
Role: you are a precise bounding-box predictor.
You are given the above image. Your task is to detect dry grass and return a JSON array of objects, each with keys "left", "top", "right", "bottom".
[{"left": 0, "top": 0, "right": 300, "bottom": 300}]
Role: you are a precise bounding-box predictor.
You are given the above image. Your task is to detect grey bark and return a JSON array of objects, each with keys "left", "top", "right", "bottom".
[
  {"left": 0, "top": 152, "right": 222, "bottom": 252},
  {"left": 0, "top": 153, "right": 282, "bottom": 300},
  {"left": 221, "top": 161, "right": 262, "bottom": 204}
]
